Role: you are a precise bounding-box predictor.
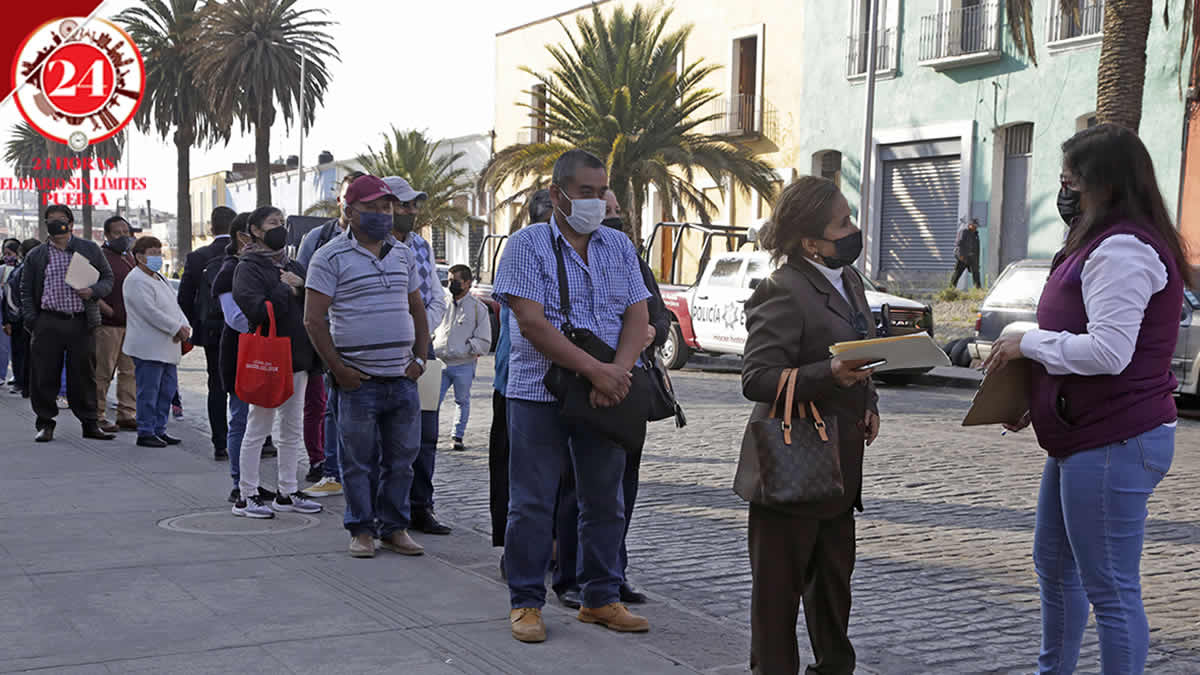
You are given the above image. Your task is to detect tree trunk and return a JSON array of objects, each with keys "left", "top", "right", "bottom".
[
  {"left": 81, "top": 155, "right": 93, "bottom": 241},
  {"left": 1095, "top": 0, "right": 1153, "bottom": 131},
  {"left": 255, "top": 105, "right": 273, "bottom": 207},
  {"left": 175, "top": 130, "right": 193, "bottom": 259},
  {"left": 630, "top": 179, "right": 647, "bottom": 249}
]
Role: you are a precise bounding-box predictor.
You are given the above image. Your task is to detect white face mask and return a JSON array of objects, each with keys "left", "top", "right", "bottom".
[{"left": 556, "top": 195, "right": 606, "bottom": 235}]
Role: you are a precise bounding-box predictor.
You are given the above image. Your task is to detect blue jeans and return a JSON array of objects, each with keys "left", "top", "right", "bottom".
[
  {"left": 322, "top": 376, "right": 341, "bottom": 481},
  {"left": 227, "top": 392, "right": 248, "bottom": 485},
  {"left": 505, "top": 399, "right": 626, "bottom": 610},
  {"left": 438, "top": 362, "right": 476, "bottom": 440},
  {"left": 338, "top": 378, "right": 421, "bottom": 537},
  {"left": 555, "top": 447, "right": 642, "bottom": 594},
  {"left": 1035, "top": 425, "right": 1175, "bottom": 675},
  {"left": 131, "top": 357, "right": 177, "bottom": 437}
]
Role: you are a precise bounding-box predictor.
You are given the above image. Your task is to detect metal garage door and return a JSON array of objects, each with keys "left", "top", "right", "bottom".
[{"left": 879, "top": 156, "right": 961, "bottom": 275}]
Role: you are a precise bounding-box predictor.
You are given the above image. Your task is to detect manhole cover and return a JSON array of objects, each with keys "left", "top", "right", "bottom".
[{"left": 158, "top": 511, "right": 321, "bottom": 535}]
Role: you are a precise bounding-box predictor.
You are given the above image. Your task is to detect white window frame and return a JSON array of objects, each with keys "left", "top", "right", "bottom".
[
  {"left": 847, "top": 0, "right": 900, "bottom": 81},
  {"left": 1046, "top": 0, "right": 1105, "bottom": 54}
]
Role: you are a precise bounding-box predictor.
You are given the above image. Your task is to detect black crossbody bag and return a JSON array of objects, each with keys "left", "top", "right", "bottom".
[{"left": 542, "top": 235, "right": 649, "bottom": 452}]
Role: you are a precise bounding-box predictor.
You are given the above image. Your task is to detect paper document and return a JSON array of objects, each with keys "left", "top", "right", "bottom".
[
  {"left": 828, "top": 333, "right": 951, "bottom": 372},
  {"left": 962, "top": 360, "right": 1032, "bottom": 427},
  {"left": 64, "top": 252, "right": 99, "bottom": 290}
]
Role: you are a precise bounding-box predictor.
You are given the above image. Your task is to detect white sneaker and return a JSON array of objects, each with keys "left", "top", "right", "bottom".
[
  {"left": 233, "top": 495, "right": 274, "bottom": 519},
  {"left": 272, "top": 492, "right": 322, "bottom": 514},
  {"left": 306, "top": 477, "right": 343, "bottom": 497}
]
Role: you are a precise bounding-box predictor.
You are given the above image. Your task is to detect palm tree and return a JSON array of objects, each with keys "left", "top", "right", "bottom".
[
  {"left": 4, "top": 123, "right": 73, "bottom": 239},
  {"left": 190, "top": 0, "right": 338, "bottom": 208},
  {"left": 480, "top": 4, "right": 778, "bottom": 239},
  {"left": 117, "top": 0, "right": 226, "bottom": 258},
  {"left": 1007, "top": 0, "right": 1194, "bottom": 131},
  {"left": 359, "top": 127, "right": 473, "bottom": 241},
  {"left": 78, "top": 132, "right": 125, "bottom": 241}
]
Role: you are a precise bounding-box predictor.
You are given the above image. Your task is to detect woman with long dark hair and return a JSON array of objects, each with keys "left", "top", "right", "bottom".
[{"left": 985, "top": 123, "right": 1191, "bottom": 674}]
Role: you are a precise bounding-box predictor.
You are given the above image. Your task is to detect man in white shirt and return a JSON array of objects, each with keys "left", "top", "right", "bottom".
[{"left": 433, "top": 264, "right": 492, "bottom": 450}]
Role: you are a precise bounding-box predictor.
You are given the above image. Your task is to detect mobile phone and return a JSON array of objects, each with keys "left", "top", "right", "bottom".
[{"left": 855, "top": 359, "right": 887, "bottom": 372}]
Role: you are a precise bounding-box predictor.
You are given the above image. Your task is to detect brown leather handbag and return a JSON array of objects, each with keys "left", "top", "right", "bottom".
[{"left": 733, "top": 368, "right": 844, "bottom": 505}]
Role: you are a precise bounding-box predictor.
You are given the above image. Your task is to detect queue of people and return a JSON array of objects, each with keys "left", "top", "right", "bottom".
[{"left": 0, "top": 122, "right": 1184, "bottom": 674}]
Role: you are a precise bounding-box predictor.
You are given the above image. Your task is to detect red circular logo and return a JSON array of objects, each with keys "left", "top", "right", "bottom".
[{"left": 12, "top": 17, "right": 144, "bottom": 151}]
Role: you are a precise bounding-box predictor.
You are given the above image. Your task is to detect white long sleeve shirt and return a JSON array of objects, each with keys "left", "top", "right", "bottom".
[
  {"left": 433, "top": 293, "right": 492, "bottom": 365},
  {"left": 1020, "top": 235, "right": 1168, "bottom": 377},
  {"left": 122, "top": 268, "right": 190, "bottom": 364},
  {"left": 219, "top": 291, "right": 250, "bottom": 333}
]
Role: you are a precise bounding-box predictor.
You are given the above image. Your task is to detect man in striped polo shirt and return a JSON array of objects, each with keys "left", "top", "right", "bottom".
[{"left": 304, "top": 175, "right": 432, "bottom": 559}]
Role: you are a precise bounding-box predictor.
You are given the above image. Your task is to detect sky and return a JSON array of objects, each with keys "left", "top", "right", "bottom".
[{"left": 0, "top": 0, "right": 588, "bottom": 217}]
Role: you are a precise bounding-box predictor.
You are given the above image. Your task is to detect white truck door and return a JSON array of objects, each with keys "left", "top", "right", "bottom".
[{"left": 691, "top": 255, "right": 748, "bottom": 354}]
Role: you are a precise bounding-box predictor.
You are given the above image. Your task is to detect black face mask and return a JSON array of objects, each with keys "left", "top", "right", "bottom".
[
  {"left": 449, "top": 280, "right": 464, "bottom": 296},
  {"left": 1057, "top": 186, "right": 1083, "bottom": 227},
  {"left": 819, "top": 230, "right": 863, "bottom": 269},
  {"left": 601, "top": 216, "right": 623, "bottom": 231},
  {"left": 392, "top": 213, "right": 415, "bottom": 236},
  {"left": 46, "top": 220, "right": 70, "bottom": 236},
  {"left": 263, "top": 227, "right": 288, "bottom": 251},
  {"left": 106, "top": 235, "right": 130, "bottom": 254}
]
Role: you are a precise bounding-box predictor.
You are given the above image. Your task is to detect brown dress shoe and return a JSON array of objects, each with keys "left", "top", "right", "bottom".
[
  {"left": 99, "top": 421, "right": 120, "bottom": 434},
  {"left": 349, "top": 534, "right": 375, "bottom": 558},
  {"left": 378, "top": 530, "right": 424, "bottom": 556},
  {"left": 578, "top": 602, "right": 650, "bottom": 633},
  {"left": 116, "top": 418, "right": 138, "bottom": 431},
  {"left": 510, "top": 607, "right": 546, "bottom": 643}
]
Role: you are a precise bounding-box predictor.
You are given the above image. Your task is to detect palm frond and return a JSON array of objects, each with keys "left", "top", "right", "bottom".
[{"left": 359, "top": 128, "right": 474, "bottom": 236}]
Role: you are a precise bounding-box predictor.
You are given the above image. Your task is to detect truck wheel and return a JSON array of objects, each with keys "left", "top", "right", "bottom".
[
  {"left": 662, "top": 322, "right": 690, "bottom": 370},
  {"left": 950, "top": 339, "right": 972, "bottom": 368}
]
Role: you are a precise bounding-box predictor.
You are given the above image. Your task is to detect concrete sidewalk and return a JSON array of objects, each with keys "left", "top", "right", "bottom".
[{"left": 0, "top": 392, "right": 753, "bottom": 674}]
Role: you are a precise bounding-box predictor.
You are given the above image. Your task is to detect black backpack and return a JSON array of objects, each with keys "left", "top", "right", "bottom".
[{"left": 196, "top": 255, "right": 225, "bottom": 324}]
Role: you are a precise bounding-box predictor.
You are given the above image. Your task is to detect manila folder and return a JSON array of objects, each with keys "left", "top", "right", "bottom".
[
  {"left": 962, "top": 360, "right": 1032, "bottom": 427},
  {"left": 828, "top": 333, "right": 952, "bottom": 372},
  {"left": 65, "top": 252, "right": 100, "bottom": 290}
]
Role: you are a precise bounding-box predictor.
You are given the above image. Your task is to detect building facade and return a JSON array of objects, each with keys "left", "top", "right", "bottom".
[{"left": 493, "top": 0, "right": 1186, "bottom": 288}]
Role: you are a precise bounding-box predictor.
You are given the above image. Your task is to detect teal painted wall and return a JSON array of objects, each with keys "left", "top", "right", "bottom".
[{"left": 790, "top": 0, "right": 1186, "bottom": 284}]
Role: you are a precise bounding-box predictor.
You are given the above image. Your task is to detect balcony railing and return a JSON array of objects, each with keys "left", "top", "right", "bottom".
[
  {"left": 707, "top": 94, "right": 777, "bottom": 140},
  {"left": 846, "top": 27, "right": 897, "bottom": 78},
  {"left": 919, "top": 2, "right": 1001, "bottom": 69},
  {"left": 1049, "top": 0, "right": 1104, "bottom": 45}
]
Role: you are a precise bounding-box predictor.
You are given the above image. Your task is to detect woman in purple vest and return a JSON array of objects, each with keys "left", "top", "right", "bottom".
[{"left": 985, "top": 123, "right": 1192, "bottom": 674}]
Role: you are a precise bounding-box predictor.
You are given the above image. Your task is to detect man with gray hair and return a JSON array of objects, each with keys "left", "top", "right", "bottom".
[
  {"left": 493, "top": 150, "right": 651, "bottom": 643},
  {"left": 382, "top": 176, "right": 450, "bottom": 536}
]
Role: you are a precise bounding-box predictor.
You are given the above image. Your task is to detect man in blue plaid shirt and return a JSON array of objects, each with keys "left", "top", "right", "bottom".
[{"left": 494, "top": 150, "right": 651, "bottom": 643}]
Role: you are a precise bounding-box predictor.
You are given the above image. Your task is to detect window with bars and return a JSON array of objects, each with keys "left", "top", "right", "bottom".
[
  {"left": 1005, "top": 123, "right": 1033, "bottom": 157},
  {"left": 1049, "top": 0, "right": 1104, "bottom": 44}
]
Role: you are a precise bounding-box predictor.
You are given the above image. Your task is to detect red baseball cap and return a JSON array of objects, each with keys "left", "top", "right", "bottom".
[{"left": 344, "top": 175, "right": 398, "bottom": 205}]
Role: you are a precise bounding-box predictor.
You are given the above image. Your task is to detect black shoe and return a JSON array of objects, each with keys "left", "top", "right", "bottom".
[
  {"left": 157, "top": 433, "right": 182, "bottom": 446},
  {"left": 228, "top": 488, "right": 240, "bottom": 504},
  {"left": 214, "top": 447, "right": 228, "bottom": 461},
  {"left": 82, "top": 424, "right": 116, "bottom": 441},
  {"left": 452, "top": 437, "right": 465, "bottom": 451},
  {"left": 619, "top": 581, "right": 648, "bottom": 604},
  {"left": 257, "top": 486, "right": 277, "bottom": 501},
  {"left": 35, "top": 427, "right": 54, "bottom": 443},
  {"left": 262, "top": 442, "right": 277, "bottom": 458},
  {"left": 411, "top": 509, "right": 452, "bottom": 535},
  {"left": 137, "top": 435, "right": 167, "bottom": 448},
  {"left": 305, "top": 462, "right": 324, "bottom": 483},
  {"left": 556, "top": 588, "right": 582, "bottom": 610}
]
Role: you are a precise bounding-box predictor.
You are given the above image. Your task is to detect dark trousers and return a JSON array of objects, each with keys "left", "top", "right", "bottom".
[
  {"left": 749, "top": 505, "right": 856, "bottom": 675},
  {"left": 951, "top": 256, "right": 981, "bottom": 289},
  {"left": 11, "top": 322, "right": 29, "bottom": 393},
  {"left": 409, "top": 409, "right": 438, "bottom": 512},
  {"left": 30, "top": 314, "right": 97, "bottom": 430},
  {"left": 203, "top": 345, "right": 228, "bottom": 451},
  {"left": 554, "top": 445, "right": 643, "bottom": 593},
  {"left": 488, "top": 391, "right": 510, "bottom": 547}
]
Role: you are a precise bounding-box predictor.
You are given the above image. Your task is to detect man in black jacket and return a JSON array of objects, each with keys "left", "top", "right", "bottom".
[
  {"left": 951, "top": 218, "right": 982, "bottom": 289},
  {"left": 179, "top": 206, "right": 236, "bottom": 459},
  {"left": 20, "top": 205, "right": 115, "bottom": 442}
]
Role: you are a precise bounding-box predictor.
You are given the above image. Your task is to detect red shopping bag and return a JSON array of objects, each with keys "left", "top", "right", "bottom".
[{"left": 235, "top": 301, "right": 293, "bottom": 408}]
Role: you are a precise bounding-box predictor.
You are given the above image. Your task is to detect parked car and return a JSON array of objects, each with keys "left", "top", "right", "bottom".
[{"left": 971, "top": 258, "right": 1200, "bottom": 398}]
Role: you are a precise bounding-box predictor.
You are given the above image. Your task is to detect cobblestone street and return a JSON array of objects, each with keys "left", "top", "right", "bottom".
[{"left": 175, "top": 354, "right": 1200, "bottom": 674}]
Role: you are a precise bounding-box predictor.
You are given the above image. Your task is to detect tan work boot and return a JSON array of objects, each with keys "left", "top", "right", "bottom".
[
  {"left": 510, "top": 607, "right": 546, "bottom": 643},
  {"left": 379, "top": 530, "right": 424, "bottom": 556},
  {"left": 349, "top": 534, "right": 375, "bottom": 558},
  {"left": 578, "top": 602, "right": 650, "bottom": 633}
]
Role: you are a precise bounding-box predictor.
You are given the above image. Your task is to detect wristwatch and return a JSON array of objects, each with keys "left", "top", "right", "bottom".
[{"left": 413, "top": 356, "right": 426, "bottom": 372}]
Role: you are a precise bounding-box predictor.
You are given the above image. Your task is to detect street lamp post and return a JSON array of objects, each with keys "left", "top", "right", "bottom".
[
  {"left": 859, "top": 0, "right": 881, "bottom": 276},
  {"left": 297, "top": 51, "right": 305, "bottom": 219}
]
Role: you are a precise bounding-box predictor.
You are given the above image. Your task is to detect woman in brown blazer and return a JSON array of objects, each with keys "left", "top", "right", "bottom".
[{"left": 741, "top": 176, "right": 880, "bottom": 674}]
